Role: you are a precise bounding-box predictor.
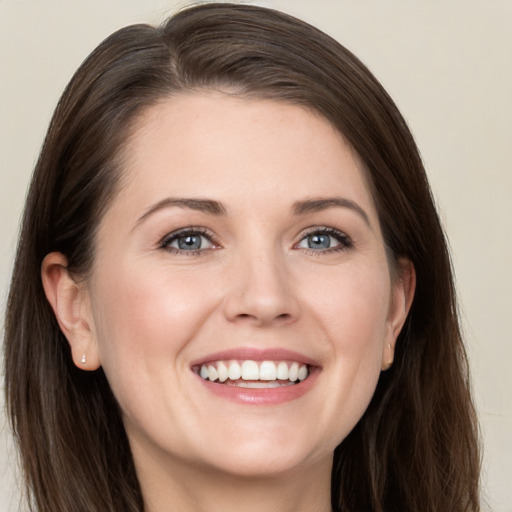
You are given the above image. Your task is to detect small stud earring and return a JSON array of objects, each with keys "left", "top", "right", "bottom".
[{"left": 80, "top": 354, "right": 87, "bottom": 365}]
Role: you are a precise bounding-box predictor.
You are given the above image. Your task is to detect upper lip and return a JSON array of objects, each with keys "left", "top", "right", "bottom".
[{"left": 190, "top": 347, "right": 320, "bottom": 368}]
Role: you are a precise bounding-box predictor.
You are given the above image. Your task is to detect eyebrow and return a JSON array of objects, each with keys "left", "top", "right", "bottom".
[
  {"left": 135, "top": 195, "right": 371, "bottom": 228},
  {"left": 292, "top": 197, "right": 371, "bottom": 227},
  {"left": 136, "top": 197, "right": 227, "bottom": 226}
]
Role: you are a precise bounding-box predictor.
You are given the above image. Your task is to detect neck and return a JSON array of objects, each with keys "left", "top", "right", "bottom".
[{"left": 135, "top": 450, "right": 333, "bottom": 512}]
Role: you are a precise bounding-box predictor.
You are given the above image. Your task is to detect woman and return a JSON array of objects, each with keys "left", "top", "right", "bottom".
[{"left": 4, "top": 3, "right": 480, "bottom": 511}]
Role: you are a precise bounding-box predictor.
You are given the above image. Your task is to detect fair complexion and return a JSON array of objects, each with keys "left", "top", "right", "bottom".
[{"left": 42, "top": 93, "right": 415, "bottom": 512}]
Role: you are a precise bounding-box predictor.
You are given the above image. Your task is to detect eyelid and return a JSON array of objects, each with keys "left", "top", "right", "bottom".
[
  {"left": 159, "top": 226, "right": 220, "bottom": 253},
  {"left": 157, "top": 225, "right": 352, "bottom": 255},
  {"left": 294, "top": 226, "right": 353, "bottom": 252}
]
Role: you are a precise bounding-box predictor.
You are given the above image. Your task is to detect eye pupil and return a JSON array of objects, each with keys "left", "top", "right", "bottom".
[
  {"left": 178, "top": 235, "right": 201, "bottom": 250},
  {"left": 308, "top": 234, "right": 330, "bottom": 249}
]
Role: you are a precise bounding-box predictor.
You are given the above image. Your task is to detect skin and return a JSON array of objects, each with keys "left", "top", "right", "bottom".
[{"left": 42, "top": 93, "right": 415, "bottom": 512}]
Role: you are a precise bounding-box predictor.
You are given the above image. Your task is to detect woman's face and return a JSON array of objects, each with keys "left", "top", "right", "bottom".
[{"left": 82, "top": 93, "right": 409, "bottom": 480}]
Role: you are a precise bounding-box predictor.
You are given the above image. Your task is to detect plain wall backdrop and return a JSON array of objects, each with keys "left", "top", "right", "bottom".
[{"left": 1, "top": 1, "right": 511, "bottom": 510}]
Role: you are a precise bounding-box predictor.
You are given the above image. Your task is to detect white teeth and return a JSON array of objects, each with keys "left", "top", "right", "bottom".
[
  {"left": 259, "top": 361, "right": 277, "bottom": 381},
  {"left": 288, "top": 362, "right": 299, "bottom": 382},
  {"left": 198, "top": 360, "right": 310, "bottom": 384},
  {"left": 217, "top": 361, "right": 229, "bottom": 382},
  {"left": 276, "top": 361, "right": 289, "bottom": 380},
  {"left": 207, "top": 365, "right": 218, "bottom": 382},
  {"left": 228, "top": 361, "right": 241, "bottom": 380},
  {"left": 241, "top": 360, "right": 260, "bottom": 380}
]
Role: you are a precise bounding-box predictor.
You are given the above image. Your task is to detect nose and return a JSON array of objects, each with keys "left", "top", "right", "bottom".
[{"left": 223, "top": 248, "right": 301, "bottom": 327}]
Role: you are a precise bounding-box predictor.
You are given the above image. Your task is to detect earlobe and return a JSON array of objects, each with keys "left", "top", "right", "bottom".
[
  {"left": 41, "top": 252, "right": 101, "bottom": 371},
  {"left": 382, "top": 258, "right": 416, "bottom": 371},
  {"left": 381, "top": 343, "right": 394, "bottom": 371}
]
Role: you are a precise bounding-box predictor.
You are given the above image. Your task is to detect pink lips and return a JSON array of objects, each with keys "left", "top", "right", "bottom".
[
  {"left": 190, "top": 347, "right": 319, "bottom": 367},
  {"left": 191, "top": 347, "right": 320, "bottom": 405}
]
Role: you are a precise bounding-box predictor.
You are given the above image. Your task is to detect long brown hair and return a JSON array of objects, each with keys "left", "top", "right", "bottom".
[{"left": 4, "top": 3, "right": 480, "bottom": 511}]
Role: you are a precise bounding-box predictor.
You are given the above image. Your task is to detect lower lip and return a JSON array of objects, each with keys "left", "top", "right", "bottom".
[{"left": 195, "top": 369, "right": 319, "bottom": 405}]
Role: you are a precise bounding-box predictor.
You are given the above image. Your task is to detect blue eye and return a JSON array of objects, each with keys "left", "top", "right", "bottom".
[
  {"left": 161, "top": 229, "right": 215, "bottom": 253},
  {"left": 304, "top": 233, "right": 332, "bottom": 249},
  {"left": 176, "top": 234, "right": 203, "bottom": 250},
  {"left": 297, "top": 228, "right": 351, "bottom": 252}
]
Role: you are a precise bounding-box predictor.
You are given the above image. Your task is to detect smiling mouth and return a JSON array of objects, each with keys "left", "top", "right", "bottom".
[{"left": 195, "top": 360, "right": 310, "bottom": 388}]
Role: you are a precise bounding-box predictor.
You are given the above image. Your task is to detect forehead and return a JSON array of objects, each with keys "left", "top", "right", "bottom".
[{"left": 109, "top": 92, "right": 377, "bottom": 221}]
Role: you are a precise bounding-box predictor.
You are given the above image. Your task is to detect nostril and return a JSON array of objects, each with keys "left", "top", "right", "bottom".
[
  {"left": 223, "top": 285, "right": 301, "bottom": 326},
  {"left": 230, "top": 311, "right": 294, "bottom": 326}
]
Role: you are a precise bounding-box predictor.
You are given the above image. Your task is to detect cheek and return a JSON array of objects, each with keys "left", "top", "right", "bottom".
[
  {"left": 89, "top": 262, "right": 217, "bottom": 379},
  {"left": 305, "top": 263, "right": 391, "bottom": 351},
  {"left": 303, "top": 266, "right": 391, "bottom": 439}
]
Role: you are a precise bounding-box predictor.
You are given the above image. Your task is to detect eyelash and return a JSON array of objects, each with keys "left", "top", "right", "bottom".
[
  {"left": 158, "top": 226, "right": 353, "bottom": 256},
  {"left": 296, "top": 227, "right": 353, "bottom": 255},
  {"left": 159, "top": 227, "right": 219, "bottom": 256}
]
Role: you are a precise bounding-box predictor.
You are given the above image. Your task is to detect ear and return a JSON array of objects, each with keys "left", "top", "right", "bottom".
[
  {"left": 41, "top": 252, "right": 101, "bottom": 371},
  {"left": 381, "top": 258, "right": 416, "bottom": 371}
]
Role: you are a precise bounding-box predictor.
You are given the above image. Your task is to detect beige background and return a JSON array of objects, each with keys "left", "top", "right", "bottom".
[{"left": 1, "top": 1, "right": 511, "bottom": 510}]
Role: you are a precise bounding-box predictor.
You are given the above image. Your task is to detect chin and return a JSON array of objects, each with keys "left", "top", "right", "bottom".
[
  {"left": 203, "top": 448, "right": 326, "bottom": 480},
  {"left": 191, "top": 423, "right": 337, "bottom": 480}
]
